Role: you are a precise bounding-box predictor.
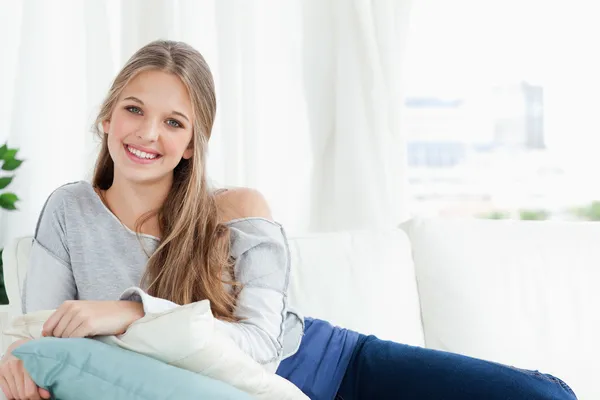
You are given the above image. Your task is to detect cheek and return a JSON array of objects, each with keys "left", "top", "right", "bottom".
[
  {"left": 163, "top": 132, "right": 193, "bottom": 157},
  {"left": 110, "top": 113, "right": 139, "bottom": 141}
]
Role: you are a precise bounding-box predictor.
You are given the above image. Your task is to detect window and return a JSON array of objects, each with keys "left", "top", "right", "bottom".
[{"left": 403, "top": 0, "right": 600, "bottom": 221}]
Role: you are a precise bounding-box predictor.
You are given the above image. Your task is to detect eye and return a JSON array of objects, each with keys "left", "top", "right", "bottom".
[
  {"left": 125, "top": 106, "right": 143, "bottom": 115},
  {"left": 166, "top": 119, "right": 183, "bottom": 129}
]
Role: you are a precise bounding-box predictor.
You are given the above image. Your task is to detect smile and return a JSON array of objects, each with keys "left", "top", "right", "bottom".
[{"left": 124, "top": 144, "right": 162, "bottom": 164}]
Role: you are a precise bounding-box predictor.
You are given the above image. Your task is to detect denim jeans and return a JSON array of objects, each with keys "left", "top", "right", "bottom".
[{"left": 335, "top": 335, "right": 577, "bottom": 400}]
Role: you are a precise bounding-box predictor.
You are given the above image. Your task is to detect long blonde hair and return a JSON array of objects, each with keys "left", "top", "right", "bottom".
[{"left": 92, "top": 40, "right": 239, "bottom": 321}]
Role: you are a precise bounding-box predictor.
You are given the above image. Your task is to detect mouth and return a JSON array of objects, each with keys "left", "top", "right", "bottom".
[{"left": 123, "top": 144, "right": 162, "bottom": 164}]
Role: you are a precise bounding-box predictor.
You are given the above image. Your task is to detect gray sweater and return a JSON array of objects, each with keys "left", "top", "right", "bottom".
[{"left": 23, "top": 181, "right": 303, "bottom": 372}]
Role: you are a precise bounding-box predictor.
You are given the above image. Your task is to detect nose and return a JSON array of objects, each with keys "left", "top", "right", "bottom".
[{"left": 137, "top": 118, "right": 160, "bottom": 142}]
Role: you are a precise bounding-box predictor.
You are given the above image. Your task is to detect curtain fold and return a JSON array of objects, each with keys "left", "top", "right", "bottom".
[{"left": 302, "top": 0, "right": 412, "bottom": 232}]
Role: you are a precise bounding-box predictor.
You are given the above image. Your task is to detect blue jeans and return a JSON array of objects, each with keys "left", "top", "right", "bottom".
[{"left": 335, "top": 335, "right": 577, "bottom": 400}]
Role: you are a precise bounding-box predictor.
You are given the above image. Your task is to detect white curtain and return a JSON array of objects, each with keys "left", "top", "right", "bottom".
[
  {"left": 302, "top": 0, "right": 412, "bottom": 232},
  {"left": 0, "top": 0, "right": 113, "bottom": 246},
  {"left": 0, "top": 0, "right": 413, "bottom": 245}
]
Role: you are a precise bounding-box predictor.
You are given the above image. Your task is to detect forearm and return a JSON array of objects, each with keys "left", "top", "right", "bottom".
[{"left": 36, "top": 300, "right": 146, "bottom": 339}]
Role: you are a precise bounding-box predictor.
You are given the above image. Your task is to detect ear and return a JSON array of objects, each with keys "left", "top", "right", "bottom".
[
  {"left": 182, "top": 147, "right": 193, "bottom": 160},
  {"left": 182, "top": 137, "right": 194, "bottom": 160},
  {"left": 102, "top": 120, "right": 110, "bottom": 134}
]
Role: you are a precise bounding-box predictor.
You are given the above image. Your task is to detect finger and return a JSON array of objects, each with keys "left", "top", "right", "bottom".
[
  {"left": 5, "top": 363, "right": 19, "bottom": 399},
  {"left": 52, "top": 309, "right": 76, "bottom": 338},
  {"left": 39, "top": 388, "right": 51, "bottom": 399},
  {"left": 23, "top": 372, "right": 41, "bottom": 400},
  {"left": 67, "top": 319, "right": 89, "bottom": 338},
  {"left": 62, "top": 314, "right": 86, "bottom": 338},
  {"left": 7, "top": 361, "right": 25, "bottom": 399},
  {"left": 43, "top": 306, "right": 68, "bottom": 337},
  {"left": 0, "top": 375, "right": 14, "bottom": 399},
  {"left": 3, "top": 375, "right": 17, "bottom": 399}
]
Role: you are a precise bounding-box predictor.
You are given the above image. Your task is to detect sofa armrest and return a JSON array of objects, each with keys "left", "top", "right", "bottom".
[
  {"left": 1, "top": 236, "right": 32, "bottom": 354},
  {"left": 0, "top": 305, "right": 18, "bottom": 354}
]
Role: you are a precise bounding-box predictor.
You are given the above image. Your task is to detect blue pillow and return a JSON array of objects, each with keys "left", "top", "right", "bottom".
[{"left": 12, "top": 337, "right": 252, "bottom": 400}]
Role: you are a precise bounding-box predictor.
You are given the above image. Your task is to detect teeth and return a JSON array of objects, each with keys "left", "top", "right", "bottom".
[{"left": 127, "top": 145, "right": 158, "bottom": 160}]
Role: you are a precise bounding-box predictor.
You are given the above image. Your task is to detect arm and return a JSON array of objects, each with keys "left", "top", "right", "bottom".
[
  {"left": 212, "top": 219, "right": 290, "bottom": 368},
  {"left": 120, "top": 188, "right": 293, "bottom": 372},
  {"left": 214, "top": 188, "right": 289, "bottom": 366},
  {"left": 24, "top": 188, "right": 143, "bottom": 338},
  {"left": 23, "top": 188, "right": 77, "bottom": 313}
]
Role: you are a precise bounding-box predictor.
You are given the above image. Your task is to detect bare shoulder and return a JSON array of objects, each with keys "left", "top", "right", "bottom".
[{"left": 214, "top": 187, "right": 273, "bottom": 223}]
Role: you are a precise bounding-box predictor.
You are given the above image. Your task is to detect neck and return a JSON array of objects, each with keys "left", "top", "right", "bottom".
[{"left": 103, "top": 173, "right": 173, "bottom": 237}]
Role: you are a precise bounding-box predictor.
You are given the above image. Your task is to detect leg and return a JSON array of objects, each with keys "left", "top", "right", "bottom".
[{"left": 336, "top": 336, "right": 577, "bottom": 400}]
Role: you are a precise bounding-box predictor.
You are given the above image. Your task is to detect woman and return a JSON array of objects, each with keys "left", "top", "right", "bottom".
[{"left": 0, "top": 40, "right": 577, "bottom": 400}]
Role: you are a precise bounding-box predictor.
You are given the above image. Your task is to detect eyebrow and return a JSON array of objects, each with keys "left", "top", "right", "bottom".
[{"left": 123, "top": 96, "right": 190, "bottom": 123}]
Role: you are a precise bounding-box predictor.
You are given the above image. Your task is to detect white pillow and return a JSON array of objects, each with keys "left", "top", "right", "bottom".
[
  {"left": 4, "top": 302, "right": 308, "bottom": 400},
  {"left": 3, "top": 310, "right": 54, "bottom": 340}
]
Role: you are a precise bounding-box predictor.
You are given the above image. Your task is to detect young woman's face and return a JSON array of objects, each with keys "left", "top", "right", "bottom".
[{"left": 103, "top": 69, "right": 194, "bottom": 185}]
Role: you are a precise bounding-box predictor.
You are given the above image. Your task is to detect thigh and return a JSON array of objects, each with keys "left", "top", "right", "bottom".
[{"left": 336, "top": 337, "right": 577, "bottom": 400}]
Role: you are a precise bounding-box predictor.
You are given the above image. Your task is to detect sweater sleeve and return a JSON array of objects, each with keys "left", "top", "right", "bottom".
[
  {"left": 120, "top": 217, "right": 293, "bottom": 372},
  {"left": 23, "top": 188, "right": 77, "bottom": 313}
]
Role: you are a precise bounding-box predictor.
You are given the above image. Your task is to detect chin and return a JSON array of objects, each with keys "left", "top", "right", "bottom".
[{"left": 113, "top": 161, "right": 167, "bottom": 186}]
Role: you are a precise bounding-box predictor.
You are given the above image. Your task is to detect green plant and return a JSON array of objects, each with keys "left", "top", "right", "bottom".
[
  {"left": 479, "top": 211, "right": 510, "bottom": 220},
  {"left": 519, "top": 209, "right": 549, "bottom": 221},
  {"left": 572, "top": 201, "right": 600, "bottom": 221},
  {"left": 0, "top": 143, "right": 24, "bottom": 304}
]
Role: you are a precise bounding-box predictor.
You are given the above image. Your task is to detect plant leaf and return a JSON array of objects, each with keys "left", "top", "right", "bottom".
[
  {"left": 0, "top": 193, "right": 18, "bottom": 210},
  {"left": 2, "top": 159, "right": 23, "bottom": 171},
  {"left": 0, "top": 176, "right": 12, "bottom": 190},
  {"left": 2, "top": 149, "right": 17, "bottom": 161},
  {"left": 0, "top": 145, "right": 7, "bottom": 160}
]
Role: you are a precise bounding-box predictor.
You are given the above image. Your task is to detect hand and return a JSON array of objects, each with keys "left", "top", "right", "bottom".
[
  {"left": 0, "top": 353, "right": 51, "bottom": 399},
  {"left": 42, "top": 300, "right": 144, "bottom": 338}
]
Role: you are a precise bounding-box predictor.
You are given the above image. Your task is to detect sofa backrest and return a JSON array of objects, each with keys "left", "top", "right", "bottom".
[
  {"left": 402, "top": 218, "right": 600, "bottom": 400},
  {"left": 287, "top": 229, "right": 425, "bottom": 347}
]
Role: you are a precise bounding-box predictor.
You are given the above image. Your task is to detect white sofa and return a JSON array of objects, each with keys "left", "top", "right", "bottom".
[{"left": 1, "top": 218, "right": 596, "bottom": 399}]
